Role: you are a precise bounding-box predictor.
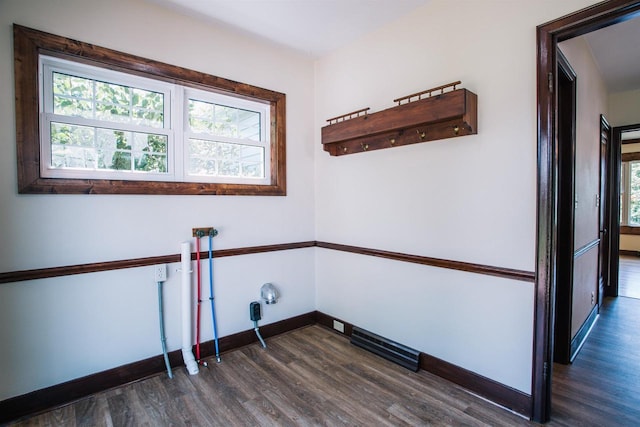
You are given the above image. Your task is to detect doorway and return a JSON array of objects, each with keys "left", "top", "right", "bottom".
[
  {"left": 552, "top": 42, "right": 610, "bottom": 366},
  {"left": 616, "top": 123, "right": 640, "bottom": 299},
  {"left": 534, "top": 1, "right": 640, "bottom": 423}
]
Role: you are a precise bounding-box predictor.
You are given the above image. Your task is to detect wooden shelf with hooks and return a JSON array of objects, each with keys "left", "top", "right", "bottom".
[{"left": 321, "top": 82, "right": 477, "bottom": 156}]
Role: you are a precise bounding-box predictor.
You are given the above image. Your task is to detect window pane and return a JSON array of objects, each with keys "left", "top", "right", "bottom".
[
  {"left": 189, "top": 100, "right": 214, "bottom": 133},
  {"left": 51, "top": 122, "right": 95, "bottom": 148},
  {"left": 188, "top": 138, "right": 264, "bottom": 178},
  {"left": 214, "top": 105, "right": 238, "bottom": 138},
  {"left": 107, "top": 151, "right": 132, "bottom": 171},
  {"left": 238, "top": 108, "right": 261, "bottom": 140},
  {"left": 239, "top": 145, "right": 264, "bottom": 178},
  {"left": 52, "top": 72, "right": 164, "bottom": 128},
  {"left": 50, "top": 122, "right": 167, "bottom": 173},
  {"left": 53, "top": 73, "right": 93, "bottom": 118},
  {"left": 219, "top": 160, "right": 240, "bottom": 176},
  {"left": 188, "top": 99, "right": 261, "bottom": 141},
  {"left": 133, "top": 133, "right": 168, "bottom": 172},
  {"left": 52, "top": 145, "right": 96, "bottom": 169}
]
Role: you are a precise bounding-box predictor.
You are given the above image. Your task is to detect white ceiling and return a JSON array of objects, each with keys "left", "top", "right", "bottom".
[
  {"left": 584, "top": 15, "right": 640, "bottom": 93},
  {"left": 150, "top": 0, "right": 640, "bottom": 93},
  {"left": 149, "top": 0, "right": 430, "bottom": 57}
]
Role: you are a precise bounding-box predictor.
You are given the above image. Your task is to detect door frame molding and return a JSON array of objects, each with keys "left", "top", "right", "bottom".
[
  {"left": 599, "top": 114, "right": 612, "bottom": 304},
  {"left": 534, "top": 0, "right": 640, "bottom": 422},
  {"left": 552, "top": 48, "right": 577, "bottom": 366}
]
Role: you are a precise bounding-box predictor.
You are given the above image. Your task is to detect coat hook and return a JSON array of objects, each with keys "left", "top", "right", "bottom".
[
  {"left": 453, "top": 125, "right": 460, "bottom": 135},
  {"left": 417, "top": 130, "right": 426, "bottom": 139},
  {"left": 389, "top": 138, "right": 396, "bottom": 145}
]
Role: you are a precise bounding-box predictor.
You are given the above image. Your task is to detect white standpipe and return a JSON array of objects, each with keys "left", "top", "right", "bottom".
[{"left": 181, "top": 241, "right": 199, "bottom": 375}]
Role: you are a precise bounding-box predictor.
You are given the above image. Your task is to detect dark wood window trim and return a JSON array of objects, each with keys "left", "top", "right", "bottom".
[
  {"left": 620, "top": 225, "right": 640, "bottom": 235},
  {"left": 621, "top": 152, "right": 640, "bottom": 162},
  {"left": 13, "top": 24, "right": 286, "bottom": 196}
]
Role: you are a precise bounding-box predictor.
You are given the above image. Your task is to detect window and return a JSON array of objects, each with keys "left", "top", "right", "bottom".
[
  {"left": 14, "top": 25, "right": 285, "bottom": 195},
  {"left": 621, "top": 160, "right": 640, "bottom": 226}
]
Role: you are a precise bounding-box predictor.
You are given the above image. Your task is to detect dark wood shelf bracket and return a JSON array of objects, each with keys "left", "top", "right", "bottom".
[{"left": 322, "top": 81, "right": 477, "bottom": 156}]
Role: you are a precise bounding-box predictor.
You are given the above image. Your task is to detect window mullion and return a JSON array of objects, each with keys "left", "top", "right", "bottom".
[{"left": 173, "top": 85, "right": 184, "bottom": 182}]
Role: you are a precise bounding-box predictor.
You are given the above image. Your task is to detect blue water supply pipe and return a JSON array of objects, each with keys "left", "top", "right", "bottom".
[{"left": 209, "top": 233, "right": 221, "bottom": 362}]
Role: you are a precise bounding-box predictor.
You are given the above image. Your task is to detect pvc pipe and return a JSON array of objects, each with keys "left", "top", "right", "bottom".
[
  {"left": 195, "top": 237, "right": 202, "bottom": 362},
  {"left": 181, "top": 241, "right": 199, "bottom": 375},
  {"left": 208, "top": 234, "right": 221, "bottom": 362},
  {"left": 157, "top": 281, "right": 173, "bottom": 379}
]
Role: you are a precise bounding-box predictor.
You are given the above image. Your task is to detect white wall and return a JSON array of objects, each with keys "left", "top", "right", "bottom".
[
  {"left": 609, "top": 88, "right": 640, "bottom": 127},
  {"left": 0, "top": 0, "right": 316, "bottom": 400},
  {"left": 620, "top": 234, "right": 640, "bottom": 252},
  {"left": 314, "top": 0, "right": 598, "bottom": 393}
]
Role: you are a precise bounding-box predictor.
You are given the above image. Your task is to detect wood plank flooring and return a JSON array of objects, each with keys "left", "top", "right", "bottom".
[
  {"left": 8, "top": 296, "right": 640, "bottom": 426},
  {"left": 618, "top": 255, "right": 640, "bottom": 299},
  {"left": 549, "top": 296, "right": 640, "bottom": 426},
  {"left": 8, "top": 325, "right": 531, "bottom": 426}
]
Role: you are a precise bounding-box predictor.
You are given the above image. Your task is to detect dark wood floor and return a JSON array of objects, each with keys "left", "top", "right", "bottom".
[
  {"left": 619, "top": 255, "right": 640, "bottom": 299},
  {"left": 10, "top": 325, "right": 533, "bottom": 426},
  {"left": 8, "top": 297, "right": 640, "bottom": 426},
  {"left": 549, "top": 296, "right": 640, "bottom": 426}
]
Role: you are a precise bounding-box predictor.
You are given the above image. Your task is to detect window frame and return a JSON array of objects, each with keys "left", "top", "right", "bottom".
[{"left": 14, "top": 24, "right": 286, "bottom": 196}]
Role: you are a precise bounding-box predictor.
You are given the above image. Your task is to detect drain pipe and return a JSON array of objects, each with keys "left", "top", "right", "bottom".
[{"left": 181, "top": 242, "right": 199, "bottom": 375}]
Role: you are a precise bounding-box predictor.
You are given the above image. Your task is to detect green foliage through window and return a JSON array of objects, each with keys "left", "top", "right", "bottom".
[
  {"left": 53, "top": 72, "right": 164, "bottom": 128},
  {"left": 629, "top": 162, "right": 640, "bottom": 224},
  {"left": 50, "top": 123, "right": 168, "bottom": 173}
]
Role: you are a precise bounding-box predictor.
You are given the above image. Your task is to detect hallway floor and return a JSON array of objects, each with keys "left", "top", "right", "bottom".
[
  {"left": 618, "top": 255, "right": 640, "bottom": 299},
  {"left": 550, "top": 296, "right": 640, "bottom": 426}
]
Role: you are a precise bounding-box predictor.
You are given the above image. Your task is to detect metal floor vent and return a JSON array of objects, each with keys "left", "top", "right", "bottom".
[{"left": 350, "top": 326, "right": 420, "bottom": 372}]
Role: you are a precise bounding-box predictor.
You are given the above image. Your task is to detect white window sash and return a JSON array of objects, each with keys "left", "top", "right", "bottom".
[{"left": 181, "top": 87, "right": 271, "bottom": 185}]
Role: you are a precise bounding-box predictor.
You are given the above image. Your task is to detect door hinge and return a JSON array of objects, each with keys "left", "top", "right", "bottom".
[{"left": 548, "top": 73, "right": 553, "bottom": 92}]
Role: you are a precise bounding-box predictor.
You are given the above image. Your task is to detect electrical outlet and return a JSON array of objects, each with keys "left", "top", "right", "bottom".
[
  {"left": 155, "top": 264, "right": 167, "bottom": 282},
  {"left": 333, "top": 320, "right": 345, "bottom": 333}
]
